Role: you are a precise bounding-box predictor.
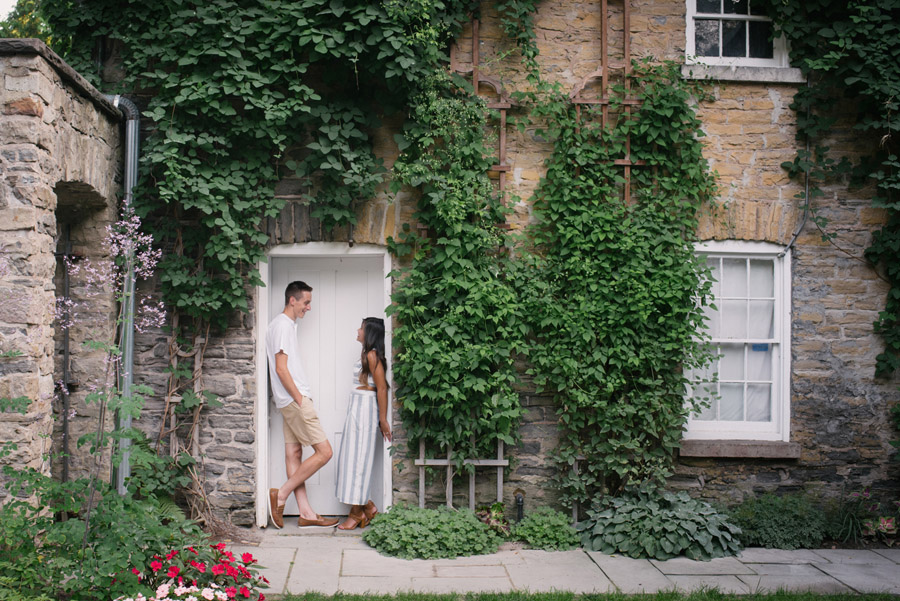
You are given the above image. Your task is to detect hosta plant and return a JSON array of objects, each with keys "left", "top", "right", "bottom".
[{"left": 577, "top": 485, "right": 742, "bottom": 561}]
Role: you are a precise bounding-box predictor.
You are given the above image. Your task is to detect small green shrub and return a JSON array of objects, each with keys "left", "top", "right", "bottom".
[
  {"left": 512, "top": 506, "right": 579, "bottom": 551},
  {"left": 729, "top": 493, "right": 827, "bottom": 550},
  {"left": 577, "top": 486, "right": 743, "bottom": 561},
  {"left": 362, "top": 504, "right": 501, "bottom": 559}
]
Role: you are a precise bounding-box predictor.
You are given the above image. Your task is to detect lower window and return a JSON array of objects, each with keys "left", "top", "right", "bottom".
[{"left": 685, "top": 240, "right": 791, "bottom": 441}]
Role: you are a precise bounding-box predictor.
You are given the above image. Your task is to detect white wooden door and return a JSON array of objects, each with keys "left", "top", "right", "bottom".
[{"left": 268, "top": 255, "right": 386, "bottom": 516}]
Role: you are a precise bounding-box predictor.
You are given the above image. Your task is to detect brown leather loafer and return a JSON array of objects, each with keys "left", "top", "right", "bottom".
[
  {"left": 269, "top": 488, "right": 284, "bottom": 529},
  {"left": 298, "top": 514, "right": 339, "bottom": 527}
]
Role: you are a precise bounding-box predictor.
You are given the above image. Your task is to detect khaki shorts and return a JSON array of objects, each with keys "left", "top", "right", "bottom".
[{"left": 280, "top": 396, "right": 328, "bottom": 447}]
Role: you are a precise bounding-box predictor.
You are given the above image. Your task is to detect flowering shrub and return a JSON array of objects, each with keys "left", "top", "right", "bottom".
[{"left": 117, "top": 544, "right": 268, "bottom": 601}]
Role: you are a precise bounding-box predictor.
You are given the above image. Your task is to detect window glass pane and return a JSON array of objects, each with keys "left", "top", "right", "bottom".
[
  {"left": 719, "top": 343, "right": 744, "bottom": 380},
  {"left": 702, "top": 302, "right": 719, "bottom": 337},
  {"left": 746, "top": 383, "right": 771, "bottom": 421},
  {"left": 749, "top": 0, "right": 769, "bottom": 17},
  {"left": 749, "top": 21, "right": 774, "bottom": 58},
  {"left": 692, "top": 383, "right": 717, "bottom": 420},
  {"left": 695, "top": 20, "right": 720, "bottom": 57},
  {"left": 749, "top": 259, "right": 774, "bottom": 298},
  {"left": 722, "top": 258, "right": 747, "bottom": 297},
  {"left": 721, "top": 299, "right": 747, "bottom": 339},
  {"left": 749, "top": 300, "right": 774, "bottom": 338},
  {"left": 720, "top": 383, "right": 744, "bottom": 420},
  {"left": 706, "top": 257, "right": 720, "bottom": 297},
  {"left": 723, "top": 20, "right": 747, "bottom": 57},
  {"left": 697, "top": 0, "right": 720, "bottom": 13},
  {"left": 746, "top": 343, "right": 773, "bottom": 381},
  {"left": 724, "top": 0, "right": 748, "bottom": 14}
]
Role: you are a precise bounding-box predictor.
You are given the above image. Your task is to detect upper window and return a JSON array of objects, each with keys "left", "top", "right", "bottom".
[
  {"left": 686, "top": 0, "right": 790, "bottom": 68},
  {"left": 685, "top": 241, "right": 791, "bottom": 441}
]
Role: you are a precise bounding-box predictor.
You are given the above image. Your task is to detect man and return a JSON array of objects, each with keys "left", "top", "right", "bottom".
[{"left": 265, "top": 280, "right": 338, "bottom": 528}]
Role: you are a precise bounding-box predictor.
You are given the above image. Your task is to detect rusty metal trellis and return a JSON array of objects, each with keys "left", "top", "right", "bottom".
[{"left": 569, "top": 0, "right": 645, "bottom": 202}]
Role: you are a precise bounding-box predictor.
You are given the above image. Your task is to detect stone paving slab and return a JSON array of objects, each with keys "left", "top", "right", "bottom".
[
  {"left": 408, "top": 577, "right": 514, "bottom": 593},
  {"left": 229, "top": 544, "right": 295, "bottom": 595},
  {"left": 338, "top": 576, "right": 414, "bottom": 594},
  {"left": 285, "top": 535, "right": 365, "bottom": 594},
  {"left": 737, "top": 564, "right": 853, "bottom": 594},
  {"left": 738, "top": 548, "right": 829, "bottom": 564},
  {"left": 814, "top": 562, "right": 900, "bottom": 594},
  {"left": 651, "top": 556, "right": 756, "bottom": 575},
  {"left": 341, "top": 549, "right": 437, "bottom": 578},
  {"left": 811, "top": 549, "right": 896, "bottom": 564},
  {"left": 587, "top": 552, "right": 674, "bottom": 593},
  {"left": 873, "top": 548, "right": 900, "bottom": 563},
  {"left": 668, "top": 575, "right": 751, "bottom": 593},
  {"left": 504, "top": 549, "right": 614, "bottom": 593},
  {"left": 435, "top": 565, "right": 508, "bottom": 578}
]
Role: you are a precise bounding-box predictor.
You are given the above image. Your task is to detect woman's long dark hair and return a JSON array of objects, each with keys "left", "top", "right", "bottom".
[{"left": 360, "top": 317, "right": 388, "bottom": 386}]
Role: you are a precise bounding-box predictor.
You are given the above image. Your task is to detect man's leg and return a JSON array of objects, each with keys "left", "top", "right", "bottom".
[
  {"left": 277, "top": 439, "right": 333, "bottom": 518},
  {"left": 283, "top": 443, "right": 311, "bottom": 515}
]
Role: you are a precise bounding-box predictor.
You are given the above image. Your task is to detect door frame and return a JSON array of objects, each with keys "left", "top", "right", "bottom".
[{"left": 254, "top": 242, "right": 393, "bottom": 527}]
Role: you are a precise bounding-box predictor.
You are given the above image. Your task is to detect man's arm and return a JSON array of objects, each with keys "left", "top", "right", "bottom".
[{"left": 274, "top": 351, "right": 304, "bottom": 407}]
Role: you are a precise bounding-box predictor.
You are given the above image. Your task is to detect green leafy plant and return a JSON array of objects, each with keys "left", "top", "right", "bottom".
[
  {"left": 362, "top": 504, "right": 502, "bottom": 559},
  {"left": 475, "top": 502, "right": 511, "bottom": 537},
  {"left": 577, "top": 485, "right": 742, "bottom": 561},
  {"left": 763, "top": 0, "right": 900, "bottom": 376},
  {"left": 523, "top": 60, "right": 718, "bottom": 506},
  {"left": 512, "top": 506, "right": 579, "bottom": 551},
  {"left": 388, "top": 71, "right": 525, "bottom": 467},
  {"left": 728, "top": 493, "right": 827, "bottom": 550}
]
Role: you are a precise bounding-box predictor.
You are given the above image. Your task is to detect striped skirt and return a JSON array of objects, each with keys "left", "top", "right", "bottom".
[{"left": 335, "top": 389, "right": 379, "bottom": 505}]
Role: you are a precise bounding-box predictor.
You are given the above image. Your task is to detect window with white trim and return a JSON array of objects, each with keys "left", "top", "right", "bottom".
[
  {"left": 686, "top": 0, "right": 790, "bottom": 68},
  {"left": 685, "top": 241, "right": 791, "bottom": 441}
]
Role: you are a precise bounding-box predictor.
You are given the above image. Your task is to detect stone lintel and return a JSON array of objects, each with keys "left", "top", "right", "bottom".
[{"left": 679, "top": 439, "right": 802, "bottom": 459}]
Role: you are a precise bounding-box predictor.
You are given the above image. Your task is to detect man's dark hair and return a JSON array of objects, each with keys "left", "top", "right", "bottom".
[{"left": 284, "top": 281, "right": 313, "bottom": 306}]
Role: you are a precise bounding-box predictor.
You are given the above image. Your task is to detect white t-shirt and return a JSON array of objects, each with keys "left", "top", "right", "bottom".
[{"left": 266, "top": 312, "right": 312, "bottom": 408}]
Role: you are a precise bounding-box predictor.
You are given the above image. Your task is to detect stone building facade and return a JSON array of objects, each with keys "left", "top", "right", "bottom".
[
  {"left": 1, "top": 0, "right": 897, "bottom": 526},
  {"left": 0, "top": 39, "right": 121, "bottom": 493}
]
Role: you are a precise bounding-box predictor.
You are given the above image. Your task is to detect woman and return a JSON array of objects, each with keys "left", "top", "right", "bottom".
[{"left": 335, "top": 317, "right": 392, "bottom": 529}]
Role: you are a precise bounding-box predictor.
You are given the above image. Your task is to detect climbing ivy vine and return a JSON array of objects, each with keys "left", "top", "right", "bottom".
[
  {"left": 522, "top": 62, "right": 718, "bottom": 505},
  {"left": 763, "top": 0, "right": 900, "bottom": 376},
  {"left": 388, "top": 71, "right": 525, "bottom": 462}
]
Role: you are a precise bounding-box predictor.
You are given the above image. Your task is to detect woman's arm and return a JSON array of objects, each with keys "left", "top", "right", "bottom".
[{"left": 368, "top": 349, "right": 392, "bottom": 442}]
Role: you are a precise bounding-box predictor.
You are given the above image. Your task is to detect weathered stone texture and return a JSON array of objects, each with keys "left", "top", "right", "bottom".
[{"left": 0, "top": 41, "right": 121, "bottom": 497}]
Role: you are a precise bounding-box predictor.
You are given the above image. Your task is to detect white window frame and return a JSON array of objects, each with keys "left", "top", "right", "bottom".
[
  {"left": 685, "top": 0, "right": 791, "bottom": 69},
  {"left": 685, "top": 240, "right": 791, "bottom": 441}
]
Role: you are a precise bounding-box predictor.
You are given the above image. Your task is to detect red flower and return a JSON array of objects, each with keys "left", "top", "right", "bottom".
[
  {"left": 150, "top": 561, "right": 163, "bottom": 572},
  {"left": 187, "top": 546, "right": 198, "bottom": 554},
  {"left": 167, "top": 565, "right": 180, "bottom": 578},
  {"left": 212, "top": 564, "right": 226, "bottom": 575},
  {"left": 131, "top": 568, "right": 141, "bottom": 576},
  {"left": 191, "top": 560, "right": 208, "bottom": 573},
  {"left": 240, "top": 587, "right": 251, "bottom": 598},
  {"left": 165, "top": 550, "right": 179, "bottom": 560},
  {"left": 221, "top": 552, "right": 234, "bottom": 564},
  {"left": 214, "top": 543, "right": 227, "bottom": 551},
  {"left": 225, "top": 586, "right": 237, "bottom": 599},
  {"left": 226, "top": 565, "right": 238, "bottom": 578},
  {"left": 241, "top": 553, "right": 255, "bottom": 564},
  {"left": 258, "top": 594, "right": 265, "bottom": 601}
]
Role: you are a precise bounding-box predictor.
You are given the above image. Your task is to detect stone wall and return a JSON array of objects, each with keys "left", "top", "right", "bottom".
[
  {"left": 0, "top": 39, "right": 121, "bottom": 493},
  {"left": 108, "top": 0, "right": 899, "bottom": 522}
]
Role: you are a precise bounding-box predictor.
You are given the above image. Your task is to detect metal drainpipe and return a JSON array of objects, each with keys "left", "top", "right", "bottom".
[{"left": 104, "top": 94, "right": 140, "bottom": 495}]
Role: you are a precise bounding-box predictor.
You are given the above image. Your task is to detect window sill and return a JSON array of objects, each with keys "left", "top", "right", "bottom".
[
  {"left": 681, "top": 64, "right": 806, "bottom": 84},
  {"left": 679, "top": 439, "right": 801, "bottom": 459}
]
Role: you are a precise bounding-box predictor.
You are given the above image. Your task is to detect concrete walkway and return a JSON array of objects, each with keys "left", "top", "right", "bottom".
[{"left": 229, "top": 526, "right": 900, "bottom": 597}]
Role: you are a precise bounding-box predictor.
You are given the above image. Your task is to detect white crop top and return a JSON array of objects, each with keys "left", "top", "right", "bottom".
[{"left": 353, "top": 358, "right": 376, "bottom": 388}]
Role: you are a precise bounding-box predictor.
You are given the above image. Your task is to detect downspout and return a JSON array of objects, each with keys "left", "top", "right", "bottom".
[{"left": 105, "top": 94, "right": 139, "bottom": 495}]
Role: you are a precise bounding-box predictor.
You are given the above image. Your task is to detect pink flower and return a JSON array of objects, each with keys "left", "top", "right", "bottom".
[
  {"left": 241, "top": 553, "right": 255, "bottom": 564},
  {"left": 225, "top": 586, "right": 237, "bottom": 599}
]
